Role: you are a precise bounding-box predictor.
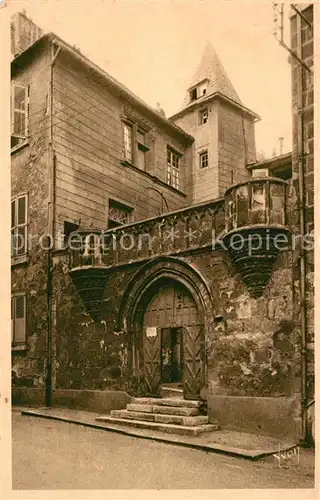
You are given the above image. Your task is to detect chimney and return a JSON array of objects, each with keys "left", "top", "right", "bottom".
[
  {"left": 11, "top": 10, "right": 43, "bottom": 58},
  {"left": 156, "top": 102, "right": 166, "bottom": 118},
  {"left": 279, "top": 136, "right": 284, "bottom": 155}
]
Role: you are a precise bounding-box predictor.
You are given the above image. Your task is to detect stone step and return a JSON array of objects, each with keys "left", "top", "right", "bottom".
[
  {"left": 132, "top": 397, "right": 202, "bottom": 409},
  {"left": 96, "top": 415, "right": 219, "bottom": 437},
  {"left": 127, "top": 403, "right": 199, "bottom": 416},
  {"left": 161, "top": 386, "right": 184, "bottom": 399},
  {"left": 112, "top": 409, "right": 208, "bottom": 426}
]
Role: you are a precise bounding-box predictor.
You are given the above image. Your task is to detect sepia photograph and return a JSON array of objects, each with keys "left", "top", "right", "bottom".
[{"left": 1, "top": 0, "right": 317, "bottom": 495}]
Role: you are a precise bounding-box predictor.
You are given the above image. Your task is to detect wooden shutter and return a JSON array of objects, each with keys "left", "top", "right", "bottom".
[
  {"left": 17, "top": 195, "right": 27, "bottom": 255},
  {"left": 12, "top": 84, "right": 28, "bottom": 137},
  {"left": 12, "top": 295, "right": 26, "bottom": 344}
]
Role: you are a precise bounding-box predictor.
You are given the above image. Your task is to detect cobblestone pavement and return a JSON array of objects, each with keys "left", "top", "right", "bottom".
[{"left": 12, "top": 412, "right": 315, "bottom": 490}]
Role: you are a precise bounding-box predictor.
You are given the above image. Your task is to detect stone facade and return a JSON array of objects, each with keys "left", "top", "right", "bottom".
[
  {"left": 10, "top": 8, "right": 314, "bottom": 443},
  {"left": 290, "top": 4, "right": 314, "bottom": 441}
]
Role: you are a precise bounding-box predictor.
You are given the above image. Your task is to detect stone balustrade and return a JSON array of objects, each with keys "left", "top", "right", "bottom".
[{"left": 68, "top": 198, "right": 225, "bottom": 270}]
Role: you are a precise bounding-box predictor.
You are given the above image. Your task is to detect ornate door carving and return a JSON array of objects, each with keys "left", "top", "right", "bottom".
[
  {"left": 183, "top": 325, "right": 205, "bottom": 400},
  {"left": 143, "top": 326, "right": 161, "bottom": 396}
]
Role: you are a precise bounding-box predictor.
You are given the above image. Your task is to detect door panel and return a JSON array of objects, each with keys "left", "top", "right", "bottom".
[
  {"left": 161, "top": 328, "right": 172, "bottom": 383},
  {"left": 183, "top": 325, "right": 205, "bottom": 400},
  {"left": 141, "top": 281, "right": 205, "bottom": 399},
  {"left": 143, "top": 326, "right": 161, "bottom": 396}
]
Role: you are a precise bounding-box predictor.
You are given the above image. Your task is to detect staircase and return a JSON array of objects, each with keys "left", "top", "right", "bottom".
[
  {"left": 161, "top": 383, "right": 184, "bottom": 399},
  {"left": 96, "top": 397, "right": 219, "bottom": 437}
]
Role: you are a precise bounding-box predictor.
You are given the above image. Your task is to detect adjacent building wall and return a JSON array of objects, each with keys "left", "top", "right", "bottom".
[
  {"left": 290, "top": 4, "right": 314, "bottom": 439},
  {"left": 217, "top": 102, "right": 256, "bottom": 196},
  {"left": 11, "top": 43, "right": 51, "bottom": 392}
]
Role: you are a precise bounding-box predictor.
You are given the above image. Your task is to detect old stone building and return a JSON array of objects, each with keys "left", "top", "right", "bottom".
[{"left": 11, "top": 6, "right": 314, "bottom": 443}]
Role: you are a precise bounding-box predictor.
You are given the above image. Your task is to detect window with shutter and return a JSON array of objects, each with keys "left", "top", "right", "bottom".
[
  {"left": 11, "top": 294, "right": 27, "bottom": 346},
  {"left": 123, "top": 123, "right": 133, "bottom": 162},
  {"left": 11, "top": 194, "right": 28, "bottom": 257},
  {"left": 122, "top": 119, "right": 150, "bottom": 170},
  {"left": 11, "top": 83, "right": 29, "bottom": 151}
]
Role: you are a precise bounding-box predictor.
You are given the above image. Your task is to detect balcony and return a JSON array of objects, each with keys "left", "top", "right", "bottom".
[
  {"left": 223, "top": 176, "right": 289, "bottom": 297},
  {"left": 68, "top": 230, "right": 109, "bottom": 321},
  {"left": 68, "top": 200, "right": 225, "bottom": 319}
]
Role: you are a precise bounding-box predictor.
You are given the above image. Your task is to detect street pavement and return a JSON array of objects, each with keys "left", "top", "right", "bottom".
[{"left": 12, "top": 412, "right": 315, "bottom": 490}]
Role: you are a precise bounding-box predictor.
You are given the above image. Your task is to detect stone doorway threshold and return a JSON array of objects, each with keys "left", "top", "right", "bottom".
[{"left": 17, "top": 406, "right": 297, "bottom": 461}]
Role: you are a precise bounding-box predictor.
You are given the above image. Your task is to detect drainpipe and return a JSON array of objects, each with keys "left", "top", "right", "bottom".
[
  {"left": 296, "top": 13, "right": 308, "bottom": 445},
  {"left": 45, "top": 42, "right": 61, "bottom": 407}
]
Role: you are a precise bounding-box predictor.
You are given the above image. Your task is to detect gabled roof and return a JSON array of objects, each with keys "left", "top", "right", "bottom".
[
  {"left": 11, "top": 32, "right": 194, "bottom": 145},
  {"left": 170, "top": 42, "right": 259, "bottom": 121},
  {"left": 184, "top": 42, "right": 242, "bottom": 107}
]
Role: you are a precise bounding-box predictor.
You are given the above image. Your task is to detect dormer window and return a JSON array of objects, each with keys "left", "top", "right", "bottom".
[
  {"left": 189, "top": 79, "right": 208, "bottom": 103},
  {"left": 190, "top": 88, "right": 197, "bottom": 101}
]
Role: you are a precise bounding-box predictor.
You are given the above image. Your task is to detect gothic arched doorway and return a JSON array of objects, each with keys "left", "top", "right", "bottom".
[
  {"left": 135, "top": 278, "right": 205, "bottom": 399},
  {"left": 119, "top": 257, "right": 214, "bottom": 401}
]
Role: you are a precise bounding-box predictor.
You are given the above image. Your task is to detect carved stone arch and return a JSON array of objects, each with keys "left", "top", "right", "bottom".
[
  {"left": 118, "top": 256, "right": 214, "bottom": 331},
  {"left": 118, "top": 256, "right": 215, "bottom": 399}
]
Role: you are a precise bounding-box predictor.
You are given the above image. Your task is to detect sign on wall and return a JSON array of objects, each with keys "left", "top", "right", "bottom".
[{"left": 146, "top": 327, "right": 158, "bottom": 338}]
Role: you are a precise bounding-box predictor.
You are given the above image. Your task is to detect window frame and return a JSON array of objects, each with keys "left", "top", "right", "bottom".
[
  {"left": 123, "top": 121, "right": 133, "bottom": 163},
  {"left": 11, "top": 193, "right": 28, "bottom": 258},
  {"left": 122, "top": 120, "right": 150, "bottom": 170},
  {"left": 199, "top": 150, "right": 209, "bottom": 169},
  {"left": 199, "top": 108, "right": 208, "bottom": 125},
  {"left": 166, "top": 146, "right": 181, "bottom": 190},
  {"left": 11, "top": 292, "right": 27, "bottom": 348},
  {"left": 108, "top": 199, "right": 133, "bottom": 228},
  {"left": 136, "top": 128, "right": 148, "bottom": 170},
  {"left": 306, "top": 189, "right": 314, "bottom": 207},
  {"left": 11, "top": 82, "right": 29, "bottom": 152}
]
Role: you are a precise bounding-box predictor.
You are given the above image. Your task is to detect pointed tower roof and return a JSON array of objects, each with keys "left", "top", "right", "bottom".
[
  {"left": 186, "top": 42, "right": 241, "bottom": 104},
  {"left": 170, "top": 42, "right": 259, "bottom": 121}
]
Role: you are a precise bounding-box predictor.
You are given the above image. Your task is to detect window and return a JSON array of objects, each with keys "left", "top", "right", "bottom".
[
  {"left": 63, "top": 221, "right": 79, "bottom": 249},
  {"left": 11, "top": 293, "right": 26, "bottom": 346},
  {"left": 199, "top": 109, "right": 208, "bottom": 125},
  {"left": 11, "top": 194, "right": 28, "bottom": 257},
  {"left": 189, "top": 81, "right": 208, "bottom": 102},
  {"left": 123, "top": 123, "right": 133, "bottom": 162},
  {"left": 199, "top": 150, "right": 209, "bottom": 169},
  {"left": 190, "top": 88, "right": 197, "bottom": 101},
  {"left": 108, "top": 200, "right": 132, "bottom": 228},
  {"left": 11, "top": 83, "right": 29, "bottom": 150},
  {"left": 198, "top": 82, "right": 208, "bottom": 97},
  {"left": 167, "top": 147, "right": 181, "bottom": 189},
  {"left": 122, "top": 121, "right": 149, "bottom": 169},
  {"left": 136, "top": 130, "right": 148, "bottom": 170},
  {"left": 306, "top": 189, "right": 314, "bottom": 207},
  {"left": 252, "top": 168, "right": 269, "bottom": 178}
]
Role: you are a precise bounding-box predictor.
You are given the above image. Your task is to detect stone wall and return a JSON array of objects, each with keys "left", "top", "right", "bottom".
[
  {"left": 11, "top": 45, "right": 51, "bottom": 389},
  {"left": 290, "top": 4, "right": 314, "bottom": 407}
]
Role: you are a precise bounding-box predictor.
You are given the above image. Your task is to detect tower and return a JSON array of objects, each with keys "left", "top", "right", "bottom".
[{"left": 171, "top": 42, "right": 259, "bottom": 203}]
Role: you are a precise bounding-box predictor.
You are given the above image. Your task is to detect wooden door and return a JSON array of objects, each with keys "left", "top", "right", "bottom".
[
  {"left": 183, "top": 325, "right": 205, "bottom": 400},
  {"left": 161, "top": 327, "right": 172, "bottom": 383},
  {"left": 143, "top": 326, "right": 161, "bottom": 396}
]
